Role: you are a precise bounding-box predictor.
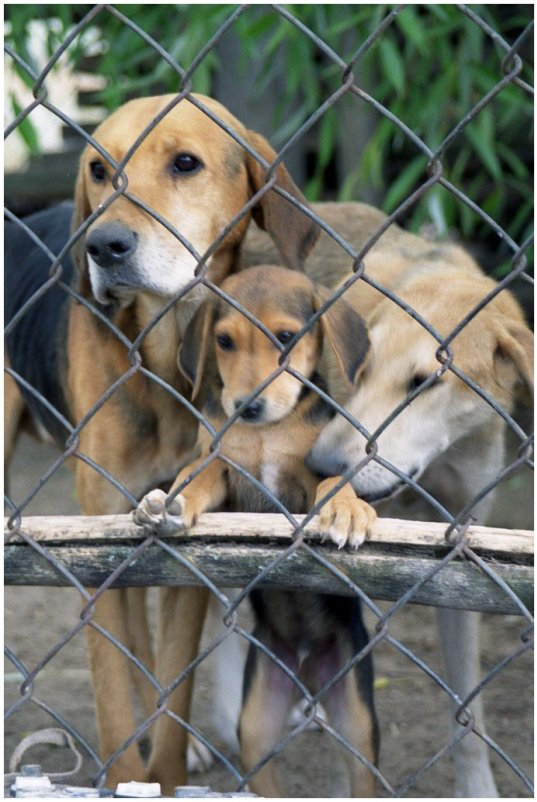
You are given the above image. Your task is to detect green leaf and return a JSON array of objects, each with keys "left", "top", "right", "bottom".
[
  {"left": 396, "top": 7, "right": 429, "bottom": 55},
  {"left": 316, "top": 111, "right": 337, "bottom": 169},
  {"left": 496, "top": 142, "right": 530, "bottom": 180},
  {"left": 378, "top": 37, "right": 405, "bottom": 96},
  {"left": 338, "top": 167, "right": 362, "bottom": 202},
  {"left": 10, "top": 93, "right": 40, "bottom": 155},
  {"left": 384, "top": 155, "right": 427, "bottom": 212},
  {"left": 465, "top": 110, "right": 502, "bottom": 181}
]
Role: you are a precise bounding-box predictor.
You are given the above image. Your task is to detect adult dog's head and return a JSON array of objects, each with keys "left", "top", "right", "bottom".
[
  {"left": 308, "top": 266, "right": 534, "bottom": 503},
  {"left": 72, "top": 94, "right": 318, "bottom": 307}
]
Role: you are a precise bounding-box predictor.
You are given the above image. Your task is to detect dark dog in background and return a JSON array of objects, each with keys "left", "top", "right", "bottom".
[{"left": 134, "top": 265, "right": 379, "bottom": 797}]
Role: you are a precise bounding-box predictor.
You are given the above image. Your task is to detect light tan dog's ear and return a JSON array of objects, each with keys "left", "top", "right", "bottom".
[
  {"left": 179, "top": 300, "right": 218, "bottom": 402},
  {"left": 494, "top": 322, "right": 534, "bottom": 405},
  {"left": 245, "top": 131, "right": 319, "bottom": 270},
  {"left": 314, "top": 285, "right": 370, "bottom": 385}
]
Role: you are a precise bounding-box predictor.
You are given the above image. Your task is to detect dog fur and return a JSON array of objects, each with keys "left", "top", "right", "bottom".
[
  {"left": 134, "top": 265, "right": 378, "bottom": 796},
  {"left": 242, "top": 201, "right": 534, "bottom": 797},
  {"left": 4, "top": 94, "right": 319, "bottom": 793}
]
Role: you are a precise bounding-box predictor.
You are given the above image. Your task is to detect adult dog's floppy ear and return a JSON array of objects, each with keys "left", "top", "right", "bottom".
[
  {"left": 494, "top": 321, "right": 534, "bottom": 406},
  {"left": 245, "top": 131, "right": 319, "bottom": 270},
  {"left": 69, "top": 151, "right": 93, "bottom": 296},
  {"left": 72, "top": 154, "right": 92, "bottom": 232},
  {"left": 314, "top": 285, "right": 370, "bottom": 386},
  {"left": 179, "top": 300, "right": 218, "bottom": 403}
]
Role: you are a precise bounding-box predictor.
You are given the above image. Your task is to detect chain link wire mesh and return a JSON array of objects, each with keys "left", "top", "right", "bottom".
[{"left": 4, "top": 4, "right": 534, "bottom": 797}]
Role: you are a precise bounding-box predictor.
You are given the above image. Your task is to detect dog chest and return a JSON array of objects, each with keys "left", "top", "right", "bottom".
[{"left": 212, "top": 421, "right": 318, "bottom": 513}]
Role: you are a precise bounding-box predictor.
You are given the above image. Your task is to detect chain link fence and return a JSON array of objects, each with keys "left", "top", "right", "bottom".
[{"left": 4, "top": 4, "right": 534, "bottom": 798}]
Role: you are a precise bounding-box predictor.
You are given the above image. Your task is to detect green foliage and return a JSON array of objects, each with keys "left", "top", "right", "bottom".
[
  {"left": 9, "top": 93, "right": 41, "bottom": 154},
  {"left": 5, "top": 4, "right": 533, "bottom": 248}
]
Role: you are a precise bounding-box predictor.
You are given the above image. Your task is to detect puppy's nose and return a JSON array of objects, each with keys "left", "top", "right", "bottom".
[
  {"left": 86, "top": 223, "right": 138, "bottom": 268},
  {"left": 235, "top": 398, "right": 264, "bottom": 422}
]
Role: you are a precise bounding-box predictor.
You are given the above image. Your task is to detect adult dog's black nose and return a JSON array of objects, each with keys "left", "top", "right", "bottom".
[
  {"left": 86, "top": 223, "right": 138, "bottom": 268},
  {"left": 235, "top": 398, "right": 264, "bottom": 422}
]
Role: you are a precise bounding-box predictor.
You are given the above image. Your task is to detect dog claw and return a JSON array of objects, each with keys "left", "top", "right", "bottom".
[
  {"left": 319, "top": 498, "right": 376, "bottom": 550},
  {"left": 332, "top": 529, "right": 348, "bottom": 550}
]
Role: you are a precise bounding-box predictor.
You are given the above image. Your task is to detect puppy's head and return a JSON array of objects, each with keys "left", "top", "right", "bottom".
[
  {"left": 71, "top": 94, "right": 318, "bottom": 306},
  {"left": 180, "top": 265, "right": 369, "bottom": 424}
]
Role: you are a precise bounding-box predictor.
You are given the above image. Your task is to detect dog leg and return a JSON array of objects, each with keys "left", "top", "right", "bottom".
[
  {"left": 85, "top": 589, "right": 148, "bottom": 787},
  {"left": 437, "top": 608, "right": 498, "bottom": 797},
  {"left": 187, "top": 591, "right": 246, "bottom": 774},
  {"left": 77, "top": 461, "right": 151, "bottom": 787},
  {"left": 239, "top": 646, "right": 298, "bottom": 797},
  {"left": 4, "top": 368, "right": 26, "bottom": 485},
  {"left": 207, "top": 590, "right": 245, "bottom": 757},
  {"left": 125, "top": 587, "right": 156, "bottom": 719},
  {"left": 147, "top": 585, "right": 209, "bottom": 795},
  {"left": 322, "top": 670, "right": 377, "bottom": 798},
  {"left": 425, "top": 433, "right": 503, "bottom": 796},
  {"left": 132, "top": 460, "right": 228, "bottom": 790}
]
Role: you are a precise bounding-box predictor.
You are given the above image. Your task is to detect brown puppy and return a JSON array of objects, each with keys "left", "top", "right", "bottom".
[
  {"left": 135, "top": 265, "right": 378, "bottom": 797},
  {"left": 4, "top": 94, "right": 319, "bottom": 792}
]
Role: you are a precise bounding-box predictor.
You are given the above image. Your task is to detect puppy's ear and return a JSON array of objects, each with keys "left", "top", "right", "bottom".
[
  {"left": 179, "top": 300, "right": 217, "bottom": 403},
  {"left": 494, "top": 322, "right": 534, "bottom": 406},
  {"left": 314, "top": 285, "right": 370, "bottom": 386},
  {"left": 245, "top": 131, "right": 319, "bottom": 271}
]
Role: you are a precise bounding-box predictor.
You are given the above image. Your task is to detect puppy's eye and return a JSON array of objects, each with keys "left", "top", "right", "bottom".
[
  {"left": 171, "top": 153, "right": 203, "bottom": 175},
  {"left": 216, "top": 333, "right": 234, "bottom": 351},
  {"left": 89, "top": 160, "right": 107, "bottom": 182},
  {"left": 276, "top": 330, "right": 296, "bottom": 345},
  {"left": 407, "top": 374, "right": 430, "bottom": 394}
]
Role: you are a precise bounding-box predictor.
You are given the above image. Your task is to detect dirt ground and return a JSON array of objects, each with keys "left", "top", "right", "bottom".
[{"left": 4, "top": 432, "right": 534, "bottom": 798}]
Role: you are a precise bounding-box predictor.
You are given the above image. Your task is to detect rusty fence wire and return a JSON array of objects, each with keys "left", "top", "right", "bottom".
[{"left": 4, "top": 4, "right": 534, "bottom": 798}]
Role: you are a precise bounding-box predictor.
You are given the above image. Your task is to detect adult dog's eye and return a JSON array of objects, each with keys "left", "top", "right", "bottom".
[
  {"left": 89, "top": 160, "right": 107, "bottom": 182},
  {"left": 407, "top": 374, "right": 430, "bottom": 394},
  {"left": 276, "top": 330, "right": 296, "bottom": 345},
  {"left": 216, "top": 333, "right": 234, "bottom": 350},
  {"left": 171, "top": 153, "right": 203, "bottom": 175}
]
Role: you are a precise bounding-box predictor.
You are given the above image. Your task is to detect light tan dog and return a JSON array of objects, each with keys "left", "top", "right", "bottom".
[
  {"left": 243, "top": 201, "right": 533, "bottom": 797},
  {"left": 5, "top": 94, "right": 319, "bottom": 793},
  {"left": 306, "top": 239, "right": 533, "bottom": 508}
]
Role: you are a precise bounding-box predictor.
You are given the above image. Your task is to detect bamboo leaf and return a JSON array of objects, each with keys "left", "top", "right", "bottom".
[
  {"left": 10, "top": 93, "right": 40, "bottom": 155},
  {"left": 465, "top": 110, "right": 502, "bottom": 181},
  {"left": 379, "top": 37, "right": 405, "bottom": 96},
  {"left": 384, "top": 155, "right": 427, "bottom": 212},
  {"left": 396, "top": 7, "right": 429, "bottom": 55}
]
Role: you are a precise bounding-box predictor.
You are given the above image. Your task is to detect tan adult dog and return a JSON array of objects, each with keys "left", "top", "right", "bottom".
[
  {"left": 243, "top": 201, "right": 533, "bottom": 797},
  {"left": 5, "top": 93, "right": 319, "bottom": 792}
]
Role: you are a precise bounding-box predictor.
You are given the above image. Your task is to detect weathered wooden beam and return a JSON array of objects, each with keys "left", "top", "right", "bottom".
[{"left": 4, "top": 514, "right": 533, "bottom": 615}]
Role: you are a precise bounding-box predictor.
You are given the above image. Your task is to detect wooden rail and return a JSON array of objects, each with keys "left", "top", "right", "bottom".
[{"left": 4, "top": 514, "right": 533, "bottom": 615}]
